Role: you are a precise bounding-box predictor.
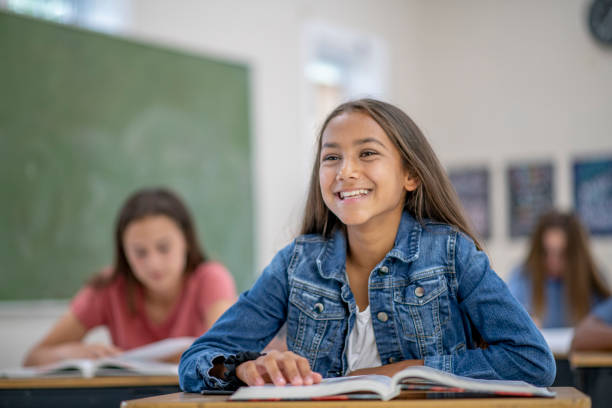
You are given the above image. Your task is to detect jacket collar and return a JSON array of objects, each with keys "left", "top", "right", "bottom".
[
  {"left": 316, "top": 211, "right": 421, "bottom": 281},
  {"left": 389, "top": 210, "right": 421, "bottom": 263}
]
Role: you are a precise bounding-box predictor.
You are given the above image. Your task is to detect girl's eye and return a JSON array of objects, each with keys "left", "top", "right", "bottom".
[
  {"left": 157, "top": 243, "right": 170, "bottom": 254},
  {"left": 361, "top": 150, "right": 378, "bottom": 158},
  {"left": 322, "top": 154, "right": 340, "bottom": 161},
  {"left": 134, "top": 249, "right": 147, "bottom": 259}
]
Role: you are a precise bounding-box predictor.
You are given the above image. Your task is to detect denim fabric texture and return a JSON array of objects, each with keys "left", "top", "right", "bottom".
[{"left": 179, "top": 211, "right": 556, "bottom": 391}]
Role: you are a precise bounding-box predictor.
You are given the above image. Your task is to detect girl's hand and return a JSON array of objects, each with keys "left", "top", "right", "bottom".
[
  {"left": 23, "top": 311, "right": 123, "bottom": 366},
  {"left": 55, "top": 342, "right": 123, "bottom": 360},
  {"left": 235, "top": 350, "right": 323, "bottom": 386}
]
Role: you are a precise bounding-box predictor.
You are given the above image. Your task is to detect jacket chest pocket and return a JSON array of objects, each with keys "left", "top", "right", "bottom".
[
  {"left": 393, "top": 273, "right": 450, "bottom": 346},
  {"left": 286, "top": 281, "right": 346, "bottom": 366}
]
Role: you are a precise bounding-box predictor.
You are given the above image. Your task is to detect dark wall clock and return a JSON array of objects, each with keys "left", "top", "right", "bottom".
[{"left": 589, "top": 0, "right": 612, "bottom": 45}]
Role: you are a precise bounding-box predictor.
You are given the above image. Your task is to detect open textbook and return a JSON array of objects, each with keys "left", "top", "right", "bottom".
[
  {"left": 229, "top": 365, "right": 556, "bottom": 401},
  {"left": 1, "top": 336, "right": 194, "bottom": 378}
]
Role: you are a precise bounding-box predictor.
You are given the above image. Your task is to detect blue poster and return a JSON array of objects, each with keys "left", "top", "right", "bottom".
[
  {"left": 574, "top": 157, "right": 612, "bottom": 235},
  {"left": 507, "top": 163, "right": 554, "bottom": 237}
]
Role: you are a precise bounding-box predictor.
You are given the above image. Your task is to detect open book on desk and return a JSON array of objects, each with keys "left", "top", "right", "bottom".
[
  {"left": 1, "top": 336, "right": 194, "bottom": 379},
  {"left": 229, "top": 365, "right": 556, "bottom": 401}
]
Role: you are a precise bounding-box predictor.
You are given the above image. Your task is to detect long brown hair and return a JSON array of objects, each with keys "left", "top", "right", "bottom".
[
  {"left": 89, "top": 188, "right": 207, "bottom": 311},
  {"left": 300, "top": 98, "right": 482, "bottom": 249},
  {"left": 525, "top": 210, "right": 610, "bottom": 324}
]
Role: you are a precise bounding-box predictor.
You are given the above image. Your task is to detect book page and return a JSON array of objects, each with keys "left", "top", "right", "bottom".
[
  {"left": 0, "top": 359, "right": 90, "bottom": 378},
  {"left": 230, "top": 375, "right": 399, "bottom": 401},
  {"left": 391, "top": 366, "right": 555, "bottom": 397},
  {"left": 118, "top": 337, "right": 194, "bottom": 361},
  {"left": 93, "top": 359, "right": 178, "bottom": 377},
  {"left": 0, "top": 338, "right": 191, "bottom": 378}
]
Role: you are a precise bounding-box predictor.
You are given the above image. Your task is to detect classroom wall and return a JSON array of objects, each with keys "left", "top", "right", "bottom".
[
  {"left": 2, "top": 0, "right": 611, "bottom": 368},
  {"left": 396, "top": 0, "right": 612, "bottom": 281},
  {"left": 124, "top": 0, "right": 612, "bottom": 282},
  {"left": 125, "top": 0, "right": 424, "bottom": 273}
]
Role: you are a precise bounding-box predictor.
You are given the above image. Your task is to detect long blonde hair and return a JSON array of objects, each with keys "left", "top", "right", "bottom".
[
  {"left": 300, "top": 98, "right": 482, "bottom": 250},
  {"left": 525, "top": 210, "right": 610, "bottom": 324}
]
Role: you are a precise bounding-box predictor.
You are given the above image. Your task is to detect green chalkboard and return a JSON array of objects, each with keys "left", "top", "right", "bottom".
[{"left": 0, "top": 11, "right": 254, "bottom": 300}]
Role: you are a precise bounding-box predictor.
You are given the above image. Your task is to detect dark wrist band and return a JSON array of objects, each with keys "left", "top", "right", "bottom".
[{"left": 223, "top": 351, "right": 264, "bottom": 387}]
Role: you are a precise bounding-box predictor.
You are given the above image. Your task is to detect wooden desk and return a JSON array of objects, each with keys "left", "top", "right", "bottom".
[
  {"left": 570, "top": 352, "right": 612, "bottom": 408},
  {"left": 0, "top": 375, "right": 180, "bottom": 408},
  {"left": 570, "top": 352, "right": 612, "bottom": 368},
  {"left": 120, "top": 387, "right": 588, "bottom": 408}
]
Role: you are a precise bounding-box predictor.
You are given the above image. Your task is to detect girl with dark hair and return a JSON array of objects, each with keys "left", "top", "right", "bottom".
[
  {"left": 179, "top": 99, "right": 555, "bottom": 392},
  {"left": 508, "top": 210, "right": 610, "bottom": 328},
  {"left": 24, "top": 188, "right": 236, "bottom": 366}
]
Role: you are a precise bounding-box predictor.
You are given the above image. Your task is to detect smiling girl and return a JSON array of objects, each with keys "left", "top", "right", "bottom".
[
  {"left": 179, "top": 99, "right": 555, "bottom": 391},
  {"left": 24, "top": 188, "right": 236, "bottom": 366}
]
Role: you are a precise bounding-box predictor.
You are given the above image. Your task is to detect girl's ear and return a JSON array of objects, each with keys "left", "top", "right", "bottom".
[{"left": 404, "top": 174, "right": 420, "bottom": 192}]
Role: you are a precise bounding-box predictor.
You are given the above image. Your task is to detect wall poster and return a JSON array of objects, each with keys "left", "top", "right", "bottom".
[
  {"left": 448, "top": 167, "right": 490, "bottom": 240},
  {"left": 507, "top": 162, "right": 554, "bottom": 237},
  {"left": 574, "top": 157, "right": 612, "bottom": 235}
]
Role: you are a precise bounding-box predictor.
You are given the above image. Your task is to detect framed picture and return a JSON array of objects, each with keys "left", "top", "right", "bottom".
[
  {"left": 574, "top": 157, "right": 612, "bottom": 235},
  {"left": 448, "top": 167, "right": 490, "bottom": 239},
  {"left": 507, "top": 163, "right": 554, "bottom": 237}
]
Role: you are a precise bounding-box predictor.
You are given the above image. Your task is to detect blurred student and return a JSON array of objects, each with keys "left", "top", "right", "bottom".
[
  {"left": 571, "top": 296, "right": 612, "bottom": 351},
  {"left": 23, "top": 188, "right": 237, "bottom": 366},
  {"left": 508, "top": 211, "right": 610, "bottom": 328}
]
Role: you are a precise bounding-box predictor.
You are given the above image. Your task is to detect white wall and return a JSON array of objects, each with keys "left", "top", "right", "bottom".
[
  {"left": 396, "top": 0, "right": 612, "bottom": 280},
  {"left": 2, "top": 0, "right": 611, "bottom": 369},
  {"left": 0, "top": 301, "right": 110, "bottom": 368}
]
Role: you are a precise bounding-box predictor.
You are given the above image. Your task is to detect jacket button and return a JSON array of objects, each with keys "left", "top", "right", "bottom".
[
  {"left": 379, "top": 266, "right": 389, "bottom": 275},
  {"left": 377, "top": 312, "right": 388, "bottom": 322},
  {"left": 314, "top": 302, "right": 324, "bottom": 313},
  {"left": 414, "top": 286, "right": 425, "bottom": 297},
  {"left": 388, "top": 357, "right": 395, "bottom": 363}
]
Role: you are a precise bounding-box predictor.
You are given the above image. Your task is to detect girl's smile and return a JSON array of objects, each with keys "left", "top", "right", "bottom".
[
  {"left": 319, "top": 112, "right": 417, "bottom": 232},
  {"left": 336, "top": 189, "right": 371, "bottom": 201}
]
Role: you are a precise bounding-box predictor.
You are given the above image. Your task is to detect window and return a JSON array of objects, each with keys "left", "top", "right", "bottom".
[
  {"left": 3, "top": 0, "right": 129, "bottom": 33},
  {"left": 302, "top": 21, "right": 388, "bottom": 131}
]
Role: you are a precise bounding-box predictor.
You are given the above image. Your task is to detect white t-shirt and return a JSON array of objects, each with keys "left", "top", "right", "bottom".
[{"left": 346, "top": 305, "right": 382, "bottom": 372}]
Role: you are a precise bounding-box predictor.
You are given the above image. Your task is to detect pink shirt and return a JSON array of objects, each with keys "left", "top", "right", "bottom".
[{"left": 71, "top": 262, "right": 236, "bottom": 350}]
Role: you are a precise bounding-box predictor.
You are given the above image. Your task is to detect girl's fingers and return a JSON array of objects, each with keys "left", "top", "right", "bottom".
[
  {"left": 279, "top": 355, "right": 302, "bottom": 386},
  {"left": 247, "top": 362, "right": 266, "bottom": 386},
  {"left": 86, "top": 344, "right": 105, "bottom": 358},
  {"left": 85, "top": 343, "right": 121, "bottom": 359},
  {"left": 236, "top": 351, "right": 321, "bottom": 387},
  {"left": 237, "top": 361, "right": 265, "bottom": 386},
  {"left": 95, "top": 346, "right": 112, "bottom": 357},
  {"left": 108, "top": 345, "right": 123, "bottom": 355},
  {"left": 261, "top": 354, "right": 286, "bottom": 386},
  {"left": 295, "top": 356, "right": 314, "bottom": 385}
]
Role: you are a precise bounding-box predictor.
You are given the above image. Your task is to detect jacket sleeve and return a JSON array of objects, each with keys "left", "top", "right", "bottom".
[
  {"left": 179, "top": 242, "right": 293, "bottom": 392},
  {"left": 423, "top": 233, "right": 556, "bottom": 387},
  {"left": 506, "top": 265, "right": 530, "bottom": 311}
]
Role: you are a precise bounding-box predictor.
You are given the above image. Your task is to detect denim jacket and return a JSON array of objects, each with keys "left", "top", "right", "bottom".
[
  {"left": 179, "top": 211, "right": 555, "bottom": 391},
  {"left": 508, "top": 265, "right": 607, "bottom": 328}
]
